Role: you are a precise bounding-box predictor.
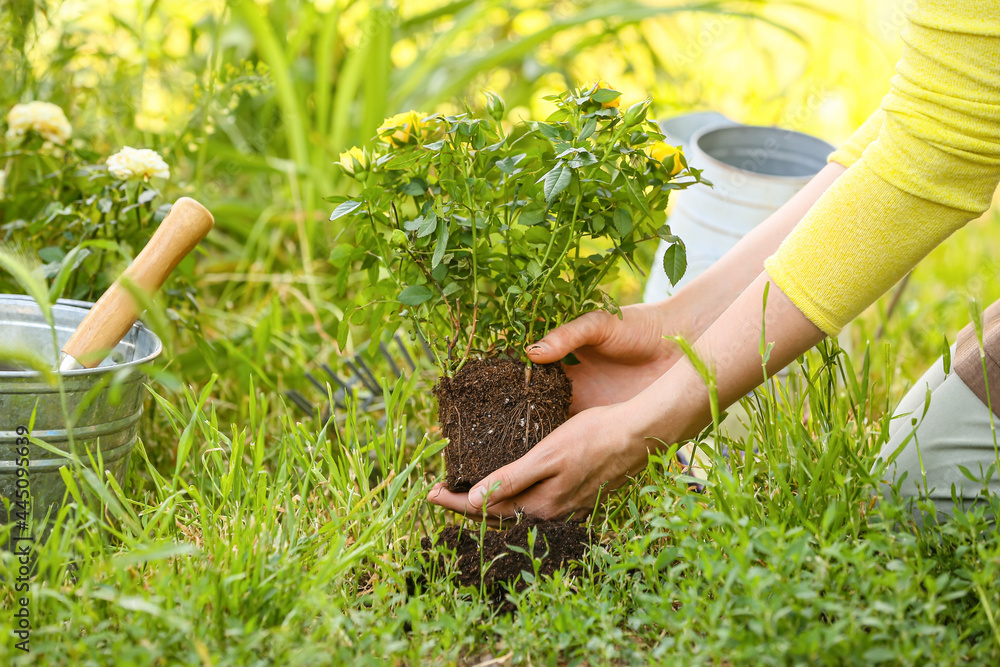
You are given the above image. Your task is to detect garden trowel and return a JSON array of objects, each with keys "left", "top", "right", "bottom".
[{"left": 57, "top": 197, "right": 214, "bottom": 371}]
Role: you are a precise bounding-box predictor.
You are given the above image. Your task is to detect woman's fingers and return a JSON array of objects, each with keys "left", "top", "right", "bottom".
[
  {"left": 427, "top": 484, "right": 528, "bottom": 520},
  {"left": 427, "top": 444, "right": 558, "bottom": 520},
  {"left": 526, "top": 310, "right": 615, "bottom": 363},
  {"left": 467, "top": 453, "right": 552, "bottom": 510}
]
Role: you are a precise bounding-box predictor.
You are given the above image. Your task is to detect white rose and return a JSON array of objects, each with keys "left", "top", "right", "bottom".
[
  {"left": 5, "top": 101, "right": 72, "bottom": 145},
  {"left": 106, "top": 146, "right": 170, "bottom": 181}
]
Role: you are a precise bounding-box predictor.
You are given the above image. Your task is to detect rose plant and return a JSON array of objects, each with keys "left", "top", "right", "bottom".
[
  {"left": 329, "top": 83, "right": 709, "bottom": 492},
  {"left": 331, "top": 83, "right": 706, "bottom": 374}
]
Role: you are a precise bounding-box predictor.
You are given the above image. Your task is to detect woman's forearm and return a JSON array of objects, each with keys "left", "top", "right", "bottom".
[
  {"left": 664, "top": 162, "right": 846, "bottom": 339},
  {"left": 629, "top": 270, "right": 825, "bottom": 447}
]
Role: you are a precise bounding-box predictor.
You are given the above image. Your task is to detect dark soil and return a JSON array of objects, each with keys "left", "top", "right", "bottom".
[
  {"left": 434, "top": 358, "right": 572, "bottom": 492},
  {"left": 419, "top": 515, "right": 594, "bottom": 611}
]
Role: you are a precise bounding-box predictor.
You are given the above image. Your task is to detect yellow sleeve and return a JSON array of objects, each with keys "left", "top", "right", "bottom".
[
  {"left": 828, "top": 108, "right": 885, "bottom": 169},
  {"left": 764, "top": 1, "right": 1000, "bottom": 336}
]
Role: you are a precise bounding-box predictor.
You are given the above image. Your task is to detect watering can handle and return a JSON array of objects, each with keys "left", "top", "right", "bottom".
[{"left": 59, "top": 197, "right": 214, "bottom": 371}]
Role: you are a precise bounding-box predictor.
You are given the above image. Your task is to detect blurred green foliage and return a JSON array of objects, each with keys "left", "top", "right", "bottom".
[{"left": 2, "top": 0, "right": 895, "bottom": 284}]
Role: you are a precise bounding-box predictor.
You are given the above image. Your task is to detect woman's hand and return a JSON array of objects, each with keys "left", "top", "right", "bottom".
[
  {"left": 526, "top": 302, "right": 686, "bottom": 414},
  {"left": 428, "top": 273, "right": 826, "bottom": 524},
  {"left": 427, "top": 402, "right": 651, "bottom": 522},
  {"left": 425, "top": 303, "right": 693, "bottom": 523}
]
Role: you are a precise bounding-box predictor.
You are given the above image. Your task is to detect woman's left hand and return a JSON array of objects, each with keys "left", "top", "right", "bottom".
[{"left": 427, "top": 402, "right": 652, "bottom": 522}]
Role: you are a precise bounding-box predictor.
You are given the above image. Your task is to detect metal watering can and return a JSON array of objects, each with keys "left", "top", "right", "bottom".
[
  {"left": 0, "top": 198, "right": 213, "bottom": 543},
  {"left": 644, "top": 112, "right": 835, "bottom": 300}
]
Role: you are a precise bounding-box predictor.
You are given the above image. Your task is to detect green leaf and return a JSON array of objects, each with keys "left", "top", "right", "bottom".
[
  {"left": 579, "top": 117, "right": 597, "bottom": 140},
  {"left": 431, "top": 219, "right": 449, "bottom": 268},
  {"left": 536, "top": 123, "right": 567, "bottom": 142},
  {"left": 385, "top": 151, "right": 422, "bottom": 170},
  {"left": 329, "top": 244, "right": 355, "bottom": 267},
  {"left": 541, "top": 164, "right": 572, "bottom": 204},
  {"left": 567, "top": 152, "right": 597, "bottom": 169},
  {"left": 662, "top": 242, "right": 687, "bottom": 286},
  {"left": 526, "top": 259, "right": 542, "bottom": 280},
  {"left": 495, "top": 153, "right": 526, "bottom": 175},
  {"left": 942, "top": 335, "right": 952, "bottom": 373},
  {"left": 330, "top": 200, "right": 362, "bottom": 222},
  {"left": 613, "top": 208, "right": 633, "bottom": 237},
  {"left": 38, "top": 247, "right": 65, "bottom": 263},
  {"left": 545, "top": 108, "right": 570, "bottom": 122},
  {"left": 591, "top": 89, "right": 621, "bottom": 104},
  {"left": 138, "top": 188, "right": 159, "bottom": 205},
  {"left": 401, "top": 178, "right": 428, "bottom": 196},
  {"left": 525, "top": 226, "right": 551, "bottom": 246},
  {"left": 601, "top": 291, "right": 622, "bottom": 318},
  {"left": 655, "top": 225, "right": 678, "bottom": 243},
  {"left": 518, "top": 205, "right": 546, "bottom": 226},
  {"left": 624, "top": 176, "right": 652, "bottom": 219},
  {"left": 399, "top": 285, "right": 433, "bottom": 306},
  {"left": 337, "top": 315, "right": 350, "bottom": 349},
  {"left": 416, "top": 211, "right": 438, "bottom": 238}
]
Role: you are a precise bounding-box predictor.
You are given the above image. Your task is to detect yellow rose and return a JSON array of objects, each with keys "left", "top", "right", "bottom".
[
  {"left": 106, "top": 146, "right": 170, "bottom": 181},
  {"left": 338, "top": 146, "right": 370, "bottom": 176},
  {"left": 587, "top": 80, "right": 620, "bottom": 109},
  {"left": 649, "top": 142, "right": 684, "bottom": 176},
  {"left": 5, "top": 101, "right": 72, "bottom": 145},
  {"left": 378, "top": 110, "right": 427, "bottom": 147}
]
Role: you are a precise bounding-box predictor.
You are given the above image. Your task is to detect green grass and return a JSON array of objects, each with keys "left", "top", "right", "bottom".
[
  {"left": 4, "top": 1, "right": 1000, "bottom": 664},
  {"left": 3, "top": 329, "right": 1000, "bottom": 665},
  {"left": 5, "top": 263, "right": 1000, "bottom": 664}
]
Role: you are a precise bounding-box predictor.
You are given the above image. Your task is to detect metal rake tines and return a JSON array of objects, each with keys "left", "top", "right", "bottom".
[{"left": 286, "top": 333, "right": 428, "bottom": 419}]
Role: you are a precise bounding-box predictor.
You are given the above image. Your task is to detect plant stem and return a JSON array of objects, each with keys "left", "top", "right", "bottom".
[
  {"left": 365, "top": 204, "right": 446, "bottom": 370},
  {"left": 526, "top": 187, "right": 582, "bottom": 346},
  {"left": 386, "top": 203, "right": 459, "bottom": 333},
  {"left": 581, "top": 246, "right": 622, "bottom": 302},
  {"left": 456, "top": 301, "right": 477, "bottom": 375},
  {"left": 458, "top": 157, "right": 480, "bottom": 371}
]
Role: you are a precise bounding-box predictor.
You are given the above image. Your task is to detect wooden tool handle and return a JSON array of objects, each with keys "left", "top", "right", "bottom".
[{"left": 62, "top": 197, "right": 214, "bottom": 368}]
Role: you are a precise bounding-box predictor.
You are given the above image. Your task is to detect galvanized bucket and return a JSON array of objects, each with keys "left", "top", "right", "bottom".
[
  {"left": 644, "top": 115, "right": 835, "bottom": 299},
  {"left": 0, "top": 295, "right": 161, "bottom": 533}
]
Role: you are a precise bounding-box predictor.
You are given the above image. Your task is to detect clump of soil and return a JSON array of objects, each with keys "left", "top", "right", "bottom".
[
  {"left": 434, "top": 358, "right": 572, "bottom": 492},
  {"left": 419, "top": 515, "right": 594, "bottom": 610}
]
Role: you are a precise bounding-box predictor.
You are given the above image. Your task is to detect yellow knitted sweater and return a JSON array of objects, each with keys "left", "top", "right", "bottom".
[{"left": 764, "top": 0, "right": 1000, "bottom": 336}]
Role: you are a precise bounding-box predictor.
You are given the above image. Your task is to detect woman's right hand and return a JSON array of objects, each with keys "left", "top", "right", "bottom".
[{"left": 526, "top": 302, "right": 685, "bottom": 414}]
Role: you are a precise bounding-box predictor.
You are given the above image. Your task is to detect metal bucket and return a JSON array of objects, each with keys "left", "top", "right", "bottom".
[
  {"left": 0, "top": 295, "right": 161, "bottom": 533},
  {"left": 644, "top": 116, "right": 835, "bottom": 299}
]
